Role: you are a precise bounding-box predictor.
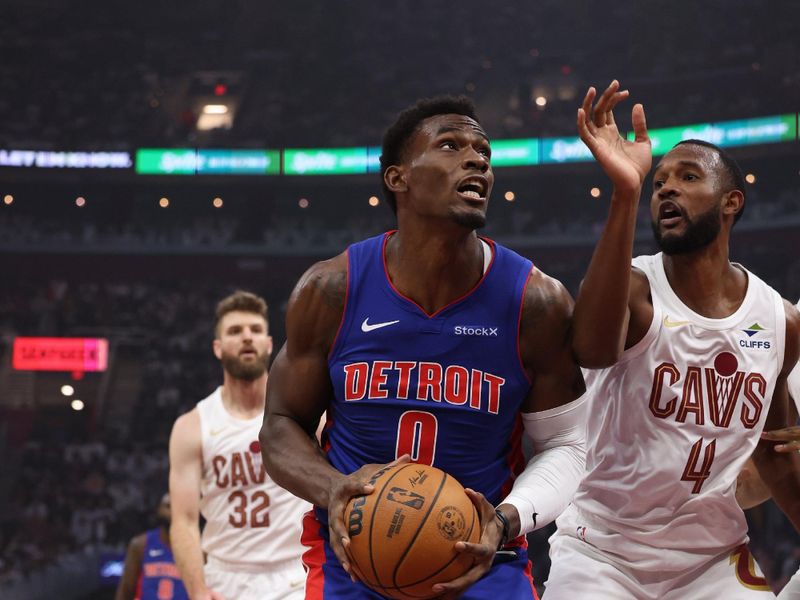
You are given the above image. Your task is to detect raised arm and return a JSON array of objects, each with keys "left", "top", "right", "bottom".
[
  {"left": 114, "top": 533, "right": 145, "bottom": 600},
  {"left": 573, "top": 80, "right": 653, "bottom": 367},
  {"left": 168, "top": 410, "right": 223, "bottom": 600},
  {"left": 750, "top": 301, "right": 800, "bottom": 530}
]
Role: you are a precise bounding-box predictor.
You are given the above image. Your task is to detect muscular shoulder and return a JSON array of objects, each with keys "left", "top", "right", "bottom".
[
  {"left": 782, "top": 298, "right": 800, "bottom": 375},
  {"left": 519, "top": 268, "right": 574, "bottom": 369},
  {"left": 169, "top": 408, "right": 201, "bottom": 457},
  {"left": 286, "top": 251, "right": 348, "bottom": 354}
]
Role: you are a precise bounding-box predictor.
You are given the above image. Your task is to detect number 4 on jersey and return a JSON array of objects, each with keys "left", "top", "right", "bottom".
[
  {"left": 396, "top": 410, "right": 438, "bottom": 466},
  {"left": 681, "top": 437, "right": 716, "bottom": 493}
]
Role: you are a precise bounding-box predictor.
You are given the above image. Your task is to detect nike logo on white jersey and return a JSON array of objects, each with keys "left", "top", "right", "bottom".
[
  {"left": 663, "top": 315, "right": 692, "bottom": 328},
  {"left": 210, "top": 428, "right": 226, "bottom": 436},
  {"left": 361, "top": 318, "right": 400, "bottom": 332},
  {"left": 148, "top": 549, "right": 164, "bottom": 557}
]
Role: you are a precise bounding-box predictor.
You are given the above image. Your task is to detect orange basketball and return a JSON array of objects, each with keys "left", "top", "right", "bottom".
[{"left": 344, "top": 463, "right": 481, "bottom": 600}]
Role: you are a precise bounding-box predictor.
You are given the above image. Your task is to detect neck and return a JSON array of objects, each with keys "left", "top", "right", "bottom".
[
  {"left": 386, "top": 225, "right": 484, "bottom": 315},
  {"left": 220, "top": 372, "right": 267, "bottom": 418},
  {"left": 661, "top": 236, "right": 747, "bottom": 318}
]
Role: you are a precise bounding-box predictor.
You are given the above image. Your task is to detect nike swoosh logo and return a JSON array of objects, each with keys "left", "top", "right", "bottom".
[
  {"left": 210, "top": 428, "right": 225, "bottom": 436},
  {"left": 663, "top": 315, "right": 692, "bottom": 328},
  {"left": 361, "top": 318, "right": 400, "bottom": 332},
  {"left": 149, "top": 550, "right": 164, "bottom": 557}
]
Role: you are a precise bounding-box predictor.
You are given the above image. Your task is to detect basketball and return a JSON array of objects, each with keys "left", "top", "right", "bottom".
[{"left": 344, "top": 463, "right": 481, "bottom": 600}]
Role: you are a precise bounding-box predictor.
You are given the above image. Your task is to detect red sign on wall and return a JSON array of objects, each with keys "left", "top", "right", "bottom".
[{"left": 12, "top": 337, "right": 109, "bottom": 372}]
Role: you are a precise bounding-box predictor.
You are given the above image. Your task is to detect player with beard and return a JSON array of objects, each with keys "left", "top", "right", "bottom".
[
  {"left": 116, "top": 493, "right": 189, "bottom": 600},
  {"left": 260, "top": 96, "right": 588, "bottom": 599},
  {"left": 542, "top": 81, "right": 800, "bottom": 599},
  {"left": 169, "top": 291, "right": 311, "bottom": 600}
]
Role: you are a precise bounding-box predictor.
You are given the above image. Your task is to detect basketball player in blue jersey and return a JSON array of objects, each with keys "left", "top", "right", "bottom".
[
  {"left": 260, "top": 96, "right": 589, "bottom": 599},
  {"left": 116, "top": 493, "right": 189, "bottom": 600}
]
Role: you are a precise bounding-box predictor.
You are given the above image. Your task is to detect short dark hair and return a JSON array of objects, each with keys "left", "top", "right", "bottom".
[
  {"left": 674, "top": 139, "right": 746, "bottom": 223},
  {"left": 380, "top": 96, "right": 481, "bottom": 213},
  {"left": 214, "top": 290, "right": 268, "bottom": 337}
]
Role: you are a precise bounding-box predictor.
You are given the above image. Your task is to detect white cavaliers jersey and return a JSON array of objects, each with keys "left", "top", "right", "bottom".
[
  {"left": 788, "top": 298, "right": 800, "bottom": 413},
  {"left": 565, "top": 253, "right": 786, "bottom": 571},
  {"left": 197, "top": 387, "right": 311, "bottom": 566}
]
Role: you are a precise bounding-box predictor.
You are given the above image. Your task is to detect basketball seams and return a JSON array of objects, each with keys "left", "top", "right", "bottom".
[
  {"left": 390, "top": 471, "right": 449, "bottom": 591},
  {"left": 368, "top": 463, "right": 418, "bottom": 594},
  {"left": 391, "top": 493, "right": 480, "bottom": 593}
]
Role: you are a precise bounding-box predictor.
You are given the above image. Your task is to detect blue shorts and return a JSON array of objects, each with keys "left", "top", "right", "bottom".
[{"left": 301, "top": 511, "right": 539, "bottom": 599}]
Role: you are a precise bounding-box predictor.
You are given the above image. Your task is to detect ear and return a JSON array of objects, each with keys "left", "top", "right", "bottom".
[
  {"left": 213, "top": 338, "right": 222, "bottom": 360},
  {"left": 266, "top": 335, "right": 274, "bottom": 357},
  {"left": 722, "top": 190, "right": 744, "bottom": 220},
  {"left": 384, "top": 165, "right": 408, "bottom": 195}
]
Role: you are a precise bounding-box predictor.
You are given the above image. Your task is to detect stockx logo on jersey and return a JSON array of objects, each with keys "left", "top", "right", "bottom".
[
  {"left": 739, "top": 322, "right": 771, "bottom": 350},
  {"left": 453, "top": 324, "right": 499, "bottom": 337}
]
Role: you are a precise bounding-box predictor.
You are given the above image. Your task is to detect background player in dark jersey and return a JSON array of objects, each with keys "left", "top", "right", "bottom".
[
  {"left": 260, "top": 97, "right": 588, "bottom": 599},
  {"left": 116, "top": 493, "right": 189, "bottom": 600}
]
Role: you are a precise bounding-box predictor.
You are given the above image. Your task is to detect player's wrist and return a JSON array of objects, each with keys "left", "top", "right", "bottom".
[{"left": 494, "top": 503, "right": 521, "bottom": 548}]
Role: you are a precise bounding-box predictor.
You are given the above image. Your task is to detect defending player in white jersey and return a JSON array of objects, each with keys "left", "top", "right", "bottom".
[
  {"left": 543, "top": 81, "right": 800, "bottom": 599},
  {"left": 169, "top": 291, "right": 311, "bottom": 600}
]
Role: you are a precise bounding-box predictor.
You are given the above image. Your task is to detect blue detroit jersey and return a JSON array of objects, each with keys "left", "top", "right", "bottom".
[
  {"left": 139, "top": 528, "right": 188, "bottom": 600},
  {"left": 307, "top": 232, "right": 539, "bottom": 600},
  {"left": 326, "top": 231, "right": 533, "bottom": 506}
]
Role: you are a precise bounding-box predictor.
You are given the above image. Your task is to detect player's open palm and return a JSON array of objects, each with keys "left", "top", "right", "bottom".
[
  {"left": 329, "top": 454, "right": 411, "bottom": 581},
  {"left": 577, "top": 80, "right": 651, "bottom": 195}
]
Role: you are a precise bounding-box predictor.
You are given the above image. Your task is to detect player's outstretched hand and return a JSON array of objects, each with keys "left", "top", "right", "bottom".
[
  {"left": 761, "top": 426, "right": 800, "bottom": 452},
  {"left": 328, "top": 454, "right": 411, "bottom": 583},
  {"left": 577, "top": 79, "right": 652, "bottom": 195},
  {"left": 430, "top": 488, "right": 500, "bottom": 600}
]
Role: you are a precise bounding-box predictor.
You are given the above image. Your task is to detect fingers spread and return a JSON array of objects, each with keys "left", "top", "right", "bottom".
[{"left": 631, "top": 103, "right": 649, "bottom": 142}]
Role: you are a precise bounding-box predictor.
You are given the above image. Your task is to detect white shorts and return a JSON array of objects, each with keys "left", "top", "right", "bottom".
[
  {"left": 544, "top": 530, "right": 775, "bottom": 600},
  {"left": 204, "top": 555, "right": 306, "bottom": 600}
]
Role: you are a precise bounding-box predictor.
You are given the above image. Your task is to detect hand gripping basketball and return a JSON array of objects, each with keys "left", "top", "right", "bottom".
[
  {"left": 430, "top": 488, "right": 503, "bottom": 600},
  {"left": 328, "top": 455, "right": 412, "bottom": 582}
]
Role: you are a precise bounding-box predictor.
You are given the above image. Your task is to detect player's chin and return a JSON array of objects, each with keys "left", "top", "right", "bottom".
[{"left": 451, "top": 207, "right": 487, "bottom": 230}]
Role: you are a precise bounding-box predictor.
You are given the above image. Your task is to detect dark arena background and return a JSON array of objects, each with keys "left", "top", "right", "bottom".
[{"left": 2, "top": 1, "right": 799, "bottom": 598}]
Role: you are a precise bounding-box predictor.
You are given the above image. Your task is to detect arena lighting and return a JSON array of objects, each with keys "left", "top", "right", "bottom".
[
  {"left": 61, "top": 384, "right": 75, "bottom": 396},
  {"left": 13, "top": 337, "right": 109, "bottom": 372},
  {"left": 202, "top": 104, "right": 229, "bottom": 115},
  {"left": 591, "top": 187, "right": 602, "bottom": 198},
  {"left": 71, "top": 399, "right": 85, "bottom": 411},
  {"left": 504, "top": 191, "right": 515, "bottom": 201},
  {"left": 213, "top": 197, "right": 223, "bottom": 208},
  {"left": 535, "top": 96, "right": 547, "bottom": 107},
  {"left": 368, "top": 196, "right": 379, "bottom": 207},
  {"left": 298, "top": 198, "right": 309, "bottom": 209},
  {"left": 3, "top": 194, "right": 12, "bottom": 205},
  {"left": 75, "top": 196, "right": 86, "bottom": 207},
  {"left": 745, "top": 173, "right": 756, "bottom": 184},
  {"left": 159, "top": 197, "right": 170, "bottom": 207}
]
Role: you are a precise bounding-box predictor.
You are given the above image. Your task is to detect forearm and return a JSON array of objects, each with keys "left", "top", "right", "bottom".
[
  {"left": 170, "top": 519, "right": 207, "bottom": 599},
  {"left": 501, "top": 396, "right": 588, "bottom": 536},
  {"left": 261, "top": 413, "right": 344, "bottom": 508},
  {"left": 573, "top": 191, "right": 639, "bottom": 367}
]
